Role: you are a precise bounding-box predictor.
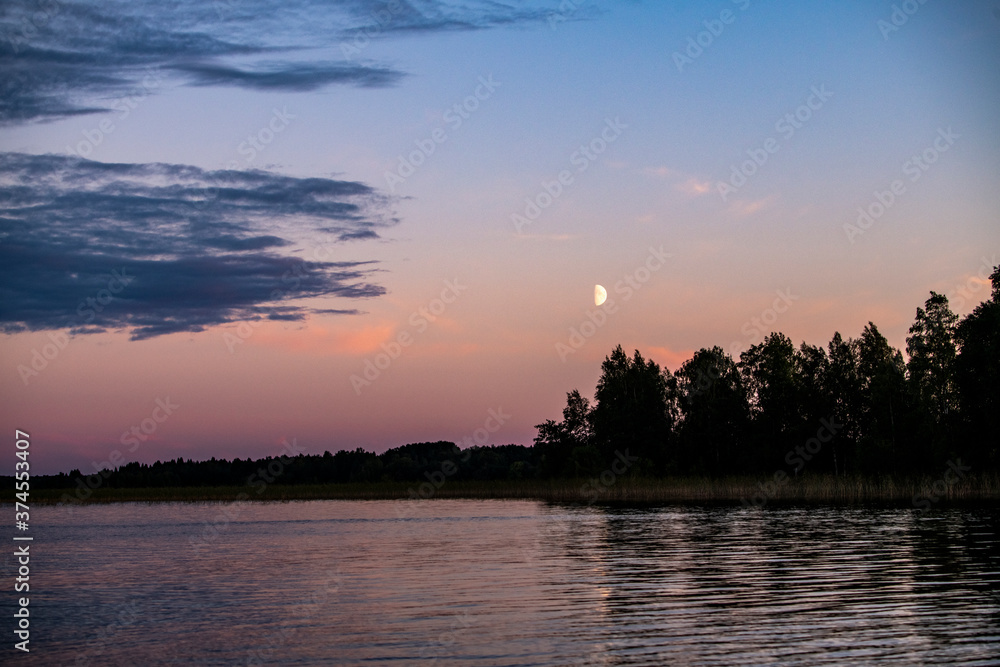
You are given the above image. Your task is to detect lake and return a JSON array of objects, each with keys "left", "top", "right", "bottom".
[{"left": 12, "top": 500, "right": 1000, "bottom": 665}]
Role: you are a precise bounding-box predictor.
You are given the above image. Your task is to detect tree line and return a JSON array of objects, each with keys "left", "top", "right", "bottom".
[
  {"left": 536, "top": 267, "right": 999, "bottom": 477},
  {"left": 19, "top": 268, "right": 1000, "bottom": 492}
]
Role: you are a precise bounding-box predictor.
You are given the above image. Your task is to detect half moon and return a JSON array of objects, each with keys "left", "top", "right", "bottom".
[{"left": 595, "top": 284, "right": 607, "bottom": 306}]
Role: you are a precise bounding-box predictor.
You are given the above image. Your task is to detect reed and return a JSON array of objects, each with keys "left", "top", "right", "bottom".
[{"left": 27, "top": 473, "right": 1000, "bottom": 505}]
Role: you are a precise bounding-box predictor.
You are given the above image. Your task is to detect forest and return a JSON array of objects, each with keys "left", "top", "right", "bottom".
[{"left": 21, "top": 266, "right": 1000, "bottom": 494}]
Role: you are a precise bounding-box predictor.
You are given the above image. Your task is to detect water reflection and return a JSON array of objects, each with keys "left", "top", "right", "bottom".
[{"left": 16, "top": 501, "right": 1000, "bottom": 665}]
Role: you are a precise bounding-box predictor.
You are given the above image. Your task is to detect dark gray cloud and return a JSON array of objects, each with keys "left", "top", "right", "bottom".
[
  {"left": 169, "top": 61, "right": 404, "bottom": 91},
  {"left": 0, "top": 152, "right": 396, "bottom": 339},
  {"left": 0, "top": 0, "right": 553, "bottom": 125}
]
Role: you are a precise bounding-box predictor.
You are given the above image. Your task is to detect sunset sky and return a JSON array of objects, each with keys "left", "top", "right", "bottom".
[{"left": 2, "top": 0, "right": 998, "bottom": 475}]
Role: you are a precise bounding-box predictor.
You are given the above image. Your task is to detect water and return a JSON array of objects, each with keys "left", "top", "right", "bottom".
[{"left": 11, "top": 500, "right": 1000, "bottom": 665}]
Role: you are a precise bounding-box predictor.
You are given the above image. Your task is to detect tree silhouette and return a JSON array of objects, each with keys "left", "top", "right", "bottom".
[
  {"left": 591, "top": 346, "right": 674, "bottom": 473},
  {"left": 675, "top": 347, "right": 749, "bottom": 474},
  {"left": 954, "top": 266, "right": 1000, "bottom": 467},
  {"left": 533, "top": 389, "right": 596, "bottom": 477},
  {"left": 739, "top": 333, "right": 807, "bottom": 471},
  {"left": 906, "top": 292, "right": 959, "bottom": 462},
  {"left": 855, "top": 323, "right": 906, "bottom": 472},
  {"left": 16, "top": 268, "right": 1000, "bottom": 494}
]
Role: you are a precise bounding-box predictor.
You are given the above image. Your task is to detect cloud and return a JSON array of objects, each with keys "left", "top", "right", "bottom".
[
  {"left": 641, "top": 166, "right": 712, "bottom": 198},
  {"left": 725, "top": 195, "right": 777, "bottom": 218},
  {"left": 675, "top": 177, "right": 712, "bottom": 197},
  {"left": 512, "top": 233, "right": 576, "bottom": 241},
  {"left": 642, "top": 166, "right": 677, "bottom": 178},
  {"left": 0, "top": 152, "right": 397, "bottom": 340},
  {"left": 0, "top": 0, "right": 551, "bottom": 125},
  {"left": 169, "top": 61, "right": 404, "bottom": 91},
  {"left": 341, "top": 0, "right": 554, "bottom": 34}
]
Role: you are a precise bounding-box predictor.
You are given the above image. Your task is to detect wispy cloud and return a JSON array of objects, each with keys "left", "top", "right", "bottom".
[
  {"left": 642, "top": 166, "right": 677, "bottom": 178},
  {"left": 0, "top": 152, "right": 397, "bottom": 339},
  {"left": 512, "top": 233, "right": 576, "bottom": 241},
  {"left": 641, "top": 166, "right": 712, "bottom": 198},
  {"left": 725, "top": 195, "right": 777, "bottom": 218},
  {"left": 169, "top": 61, "right": 405, "bottom": 91},
  {"left": 675, "top": 177, "right": 712, "bottom": 197},
  {"left": 0, "top": 0, "right": 551, "bottom": 125}
]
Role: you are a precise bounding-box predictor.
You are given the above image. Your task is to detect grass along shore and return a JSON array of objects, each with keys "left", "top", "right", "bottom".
[{"left": 25, "top": 473, "right": 1000, "bottom": 505}]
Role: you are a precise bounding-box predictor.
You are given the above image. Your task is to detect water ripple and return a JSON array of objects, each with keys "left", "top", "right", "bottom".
[{"left": 14, "top": 501, "right": 1000, "bottom": 666}]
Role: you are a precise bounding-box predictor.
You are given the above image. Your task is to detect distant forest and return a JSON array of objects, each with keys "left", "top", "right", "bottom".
[{"left": 22, "top": 267, "right": 1000, "bottom": 494}]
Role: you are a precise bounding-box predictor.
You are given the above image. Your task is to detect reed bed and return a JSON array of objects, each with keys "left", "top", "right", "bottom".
[{"left": 28, "top": 473, "right": 1000, "bottom": 505}]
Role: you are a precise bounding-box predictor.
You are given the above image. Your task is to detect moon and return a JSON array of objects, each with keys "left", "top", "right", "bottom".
[{"left": 595, "top": 284, "right": 607, "bottom": 306}]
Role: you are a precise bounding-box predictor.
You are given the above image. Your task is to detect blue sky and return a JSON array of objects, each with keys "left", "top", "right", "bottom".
[{"left": 1, "top": 0, "right": 998, "bottom": 474}]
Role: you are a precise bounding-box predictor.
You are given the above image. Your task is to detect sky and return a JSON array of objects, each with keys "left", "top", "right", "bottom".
[{"left": 1, "top": 0, "right": 998, "bottom": 475}]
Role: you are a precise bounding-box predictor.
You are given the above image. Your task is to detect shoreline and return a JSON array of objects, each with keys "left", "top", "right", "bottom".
[{"left": 19, "top": 474, "right": 1000, "bottom": 506}]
